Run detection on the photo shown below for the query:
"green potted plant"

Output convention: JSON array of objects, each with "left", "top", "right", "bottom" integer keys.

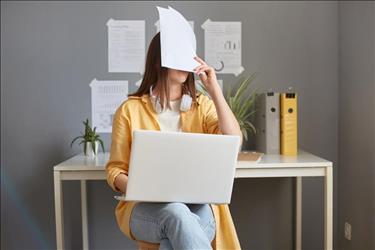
[
  {"left": 197, "top": 72, "right": 258, "bottom": 142},
  {"left": 70, "top": 118, "right": 105, "bottom": 157}
]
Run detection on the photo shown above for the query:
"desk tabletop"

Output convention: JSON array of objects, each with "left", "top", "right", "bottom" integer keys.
[{"left": 54, "top": 149, "right": 332, "bottom": 171}]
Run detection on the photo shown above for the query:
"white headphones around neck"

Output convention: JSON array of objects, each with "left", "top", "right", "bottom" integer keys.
[{"left": 149, "top": 85, "right": 192, "bottom": 114}]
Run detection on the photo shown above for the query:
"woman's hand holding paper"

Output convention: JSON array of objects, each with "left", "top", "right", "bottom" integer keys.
[{"left": 193, "top": 56, "right": 221, "bottom": 96}]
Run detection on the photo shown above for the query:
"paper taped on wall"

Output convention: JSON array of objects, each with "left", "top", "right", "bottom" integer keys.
[
  {"left": 202, "top": 19, "right": 244, "bottom": 76},
  {"left": 107, "top": 19, "right": 145, "bottom": 73},
  {"left": 89, "top": 79, "right": 128, "bottom": 133}
]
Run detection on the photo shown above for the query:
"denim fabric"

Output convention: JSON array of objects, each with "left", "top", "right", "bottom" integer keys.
[{"left": 129, "top": 202, "right": 216, "bottom": 250}]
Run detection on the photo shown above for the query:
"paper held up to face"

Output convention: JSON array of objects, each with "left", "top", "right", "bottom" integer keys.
[{"left": 157, "top": 6, "right": 201, "bottom": 72}]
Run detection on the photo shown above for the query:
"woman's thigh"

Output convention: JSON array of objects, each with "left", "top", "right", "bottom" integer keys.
[
  {"left": 186, "top": 203, "right": 216, "bottom": 241},
  {"left": 129, "top": 202, "right": 215, "bottom": 243}
]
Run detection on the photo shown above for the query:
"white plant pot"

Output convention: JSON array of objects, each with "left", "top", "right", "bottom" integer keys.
[{"left": 84, "top": 141, "right": 98, "bottom": 157}]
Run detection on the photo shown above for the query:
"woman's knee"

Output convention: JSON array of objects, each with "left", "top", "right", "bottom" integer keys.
[
  {"left": 160, "top": 202, "right": 193, "bottom": 224},
  {"left": 162, "top": 202, "right": 190, "bottom": 216}
]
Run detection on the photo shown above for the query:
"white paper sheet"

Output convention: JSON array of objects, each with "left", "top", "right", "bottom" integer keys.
[
  {"left": 155, "top": 20, "right": 194, "bottom": 33},
  {"left": 107, "top": 19, "right": 145, "bottom": 73},
  {"left": 157, "top": 6, "right": 200, "bottom": 72},
  {"left": 89, "top": 79, "right": 128, "bottom": 133},
  {"left": 202, "top": 19, "right": 244, "bottom": 76}
]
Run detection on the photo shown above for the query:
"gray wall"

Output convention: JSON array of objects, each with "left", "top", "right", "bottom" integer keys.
[
  {"left": 1, "top": 1, "right": 340, "bottom": 249},
  {"left": 338, "top": 2, "right": 375, "bottom": 250}
]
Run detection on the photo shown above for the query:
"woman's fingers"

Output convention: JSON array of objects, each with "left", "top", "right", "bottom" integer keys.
[
  {"left": 193, "top": 56, "right": 217, "bottom": 82},
  {"left": 197, "top": 65, "right": 214, "bottom": 75},
  {"left": 195, "top": 66, "right": 208, "bottom": 75},
  {"left": 193, "top": 62, "right": 204, "bottom": 71},
  {"left": 194, "top": 64, "right": 207, "bottom": 73},
  {"left": 199, "top": 71, "right": 208, "bottom": 82},
  {"left": 194, "top": 56, "right": 207, "bottom": 66}
]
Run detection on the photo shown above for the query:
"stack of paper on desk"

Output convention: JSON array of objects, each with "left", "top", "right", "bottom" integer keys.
[{"left": 237, "top": 151, "right": 263, "bottom": 163}]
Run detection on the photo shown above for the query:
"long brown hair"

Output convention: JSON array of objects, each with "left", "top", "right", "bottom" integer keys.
[{"left": 128, "top": 32, "right": 197, "bottom": 110}]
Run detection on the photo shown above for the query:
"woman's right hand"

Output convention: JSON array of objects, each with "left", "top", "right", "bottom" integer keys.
[{"left": 114, "top": 173, "right": 128, "bottom": 194}]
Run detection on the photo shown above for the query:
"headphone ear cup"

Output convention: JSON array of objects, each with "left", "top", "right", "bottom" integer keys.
[
  {"left": 151, "top": 96, "right": 164, "bottom": 114},
  {"left": 149, "top": 85, "right": 164, "bottom": 114},
  {"left": 180, "top": 94, "right": 192, "bottom": 112},
  {"left": 154, "top": 98, "right": 164, "bottom": 113}
]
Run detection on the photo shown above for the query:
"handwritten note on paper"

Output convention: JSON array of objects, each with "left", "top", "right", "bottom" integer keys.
[
  {"left": 107, "top": 19, "right": 145, "bottom": 73},
  {"left": 202, "top": 19, "right": 244, "bottom": 76},
  {"left": 89, "top": 79, "right": 128, "bottom": 133}
]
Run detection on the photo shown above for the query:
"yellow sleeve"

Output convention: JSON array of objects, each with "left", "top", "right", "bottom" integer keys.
[
  {"left": 105, "top": 104, "right": 131, "bottom": 193},
  {"left": 203, "top": 98, "right": 222, "bottom": 135}
]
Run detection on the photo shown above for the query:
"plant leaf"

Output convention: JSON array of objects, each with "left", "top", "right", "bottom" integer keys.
[
  {"left": 223, "top": 71, "right": 259, "bottom": 142},
  {"left": 233, "top": 72, "right": 257, "bottom": 101},
  {"left": 70, "top": 136, "right": 84, "bottom": 147},
  {"left": 244, "top": 120, "right": 257, "bottom": 134},
  {"left": 97, "top": 138, "right": 105, "bottom": 152},
  {"left": 237, "top": 89, "right": 257, "bottom": 119}
]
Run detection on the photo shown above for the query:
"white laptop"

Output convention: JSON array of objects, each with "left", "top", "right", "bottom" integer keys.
[{"left": 115, "top": 129, "right": 241, "bottom": 204}]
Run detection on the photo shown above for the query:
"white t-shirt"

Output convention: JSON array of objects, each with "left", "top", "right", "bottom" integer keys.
[{"left": 157, "top": 99, "right": 182, "bottom": 132}]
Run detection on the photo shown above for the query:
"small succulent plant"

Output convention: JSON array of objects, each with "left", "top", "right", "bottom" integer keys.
[{"left": 70, "top": 118, "right": 105, "bottom": 155}]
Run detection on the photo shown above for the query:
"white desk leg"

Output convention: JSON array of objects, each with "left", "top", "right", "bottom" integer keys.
[
  {"left": 295, "top": 177, "right": 302, "bottom": 250},
  {"left": 324, "top": 167, "right": 333, "bottom": 250},
  {"left": 81, "top": 180, "right": 89, "bottom": 250},
  {"left": 54, "top": 171, "right": 65, "bottom": 250}
]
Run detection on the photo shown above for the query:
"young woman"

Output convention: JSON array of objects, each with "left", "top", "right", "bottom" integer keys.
[{"left": 106, "top": 32, "right": 242, "bottom": 249}]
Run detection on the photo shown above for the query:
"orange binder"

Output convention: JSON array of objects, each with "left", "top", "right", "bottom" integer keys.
[{"left": 280, "top": 93, "right": 298, "bottom": 155}]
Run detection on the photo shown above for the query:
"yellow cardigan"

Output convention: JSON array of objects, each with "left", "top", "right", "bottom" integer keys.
[{"left": 105, "top": 92, "right": 242, "bottom": 249}]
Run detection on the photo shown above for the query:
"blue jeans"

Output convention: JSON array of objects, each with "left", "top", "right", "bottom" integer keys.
[{"left": 129, "top": 202, "right": 216, "bottom": 250}]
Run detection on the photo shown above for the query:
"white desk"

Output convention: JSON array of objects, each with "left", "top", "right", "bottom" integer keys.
[{"left": 53, "top": 150, "right": 333, "bottom": 250}]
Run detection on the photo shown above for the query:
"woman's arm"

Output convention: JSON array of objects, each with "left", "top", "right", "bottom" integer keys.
[
  {"left": 209, "top": 85, "right": 243, "bottom": 146},
  {"left": 114, "top": 173, "right": 128, "bottom": 194},
  {"left": 194, "top": 56, "right": 243, "bottom": 146},
  {"left": 105, "top": 104, "right": 132, "bottom": 193}
]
